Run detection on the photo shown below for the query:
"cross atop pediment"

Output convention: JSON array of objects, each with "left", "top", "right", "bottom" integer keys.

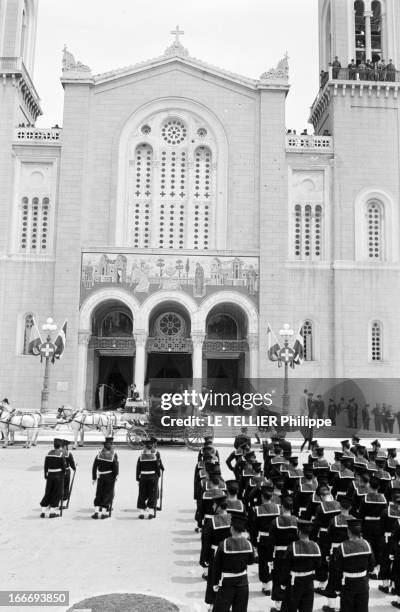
[{"left": 171, "top": 25, "right": 185, "bottom": 44}]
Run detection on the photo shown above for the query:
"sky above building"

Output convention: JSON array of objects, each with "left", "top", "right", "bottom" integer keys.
[{"left": 34, "top": 0, "right": 318, "bottom": 131}]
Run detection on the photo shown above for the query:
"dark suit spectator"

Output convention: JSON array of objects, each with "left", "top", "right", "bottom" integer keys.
[
  {"left": 382, "top": 403, "right": 389, "bottom": 433},
  {"left": 372, "top": 403, "right": 382, "bottom": 431},
  {"left": 332, "top": 56, "right": 341, "bottom": 79},
  {"left": 316, "top": 394, "right": 325, "bottom": 418},
  {"left": 328, "top": 399, "right": 337, "bottom": 425},
  {"left": 307, "top": 393, "right": 316, "bottom": 418},
  {"left": 362, "top": 404, "right": 370, "bottom": 430},
  {"left": 386, "top": 59, "right": 396, "bottom": 81},
  {"left": 348, "top": 59, "right": 357, "bottom": 79},
  {"left": 348, "top": 398, "right": 357, "bottom": 428},
  {"left": 397, "top": 410, "right": 400, "bottom": 434},
  {"left": 385, "top": 407, "right": 395, "bottom": 434}
]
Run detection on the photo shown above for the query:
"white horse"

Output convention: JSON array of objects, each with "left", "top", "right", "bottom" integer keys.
[
  {"left": 56, "top": 405, "right": 126, "bottom": 448},
  {"left": 0, "top": 402, "right": 42, "bottom": 448}
]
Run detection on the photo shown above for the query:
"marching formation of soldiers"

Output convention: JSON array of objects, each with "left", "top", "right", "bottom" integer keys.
[
  {"left": 39, "top": 436, "right": 164, "bottom": 520},
  {"left": 194, "top": 431, "right": 400, "bottom": 612}
]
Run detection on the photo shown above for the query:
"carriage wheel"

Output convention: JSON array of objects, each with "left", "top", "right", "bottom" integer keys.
[
  {"left": 184, "top": 426, "right": 214, "bottom": 451},
  {"left": 126, "top": 427, "right": 149, "bottom": 449}
]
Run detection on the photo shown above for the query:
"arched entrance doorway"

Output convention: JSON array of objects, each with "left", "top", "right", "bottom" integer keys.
[
  {"left": 88, "top": 300, "right": 135, "bottom": 409},
  {"left": 145, "top": 302, "right": 192, "bottom": 397},
  {"left": 203, "top": 303, "right": 249, "bottom": 406}
]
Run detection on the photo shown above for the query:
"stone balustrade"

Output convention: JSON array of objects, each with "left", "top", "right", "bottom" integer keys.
[
  {"left": 286, "top": 134, "right": 333, "bottom": 152},
  {"left": 14, "top": 126, "right": 62, "bottom": 144}
]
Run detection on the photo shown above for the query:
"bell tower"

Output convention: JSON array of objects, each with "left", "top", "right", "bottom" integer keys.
[
  {"left": 0, "top": 0, "right": 38, "bottom": 76},
  {"left": 0, "top": 0, "right": 41, "bottom": 126},
  {"left": 319, "top": 0, "right": 399, "bottom": 73}
]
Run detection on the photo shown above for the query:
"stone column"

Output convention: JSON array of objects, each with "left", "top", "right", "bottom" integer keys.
[
  {"left": 76, "top": 330, "right": 91, "bottom": 409},
  {"left": 134, "top": 331, "right": 148, "bottom": 398},
  {"left": 247, "top": 333, "right": 259, "bottom": 381},
  {"left": 364, "top": 9, "right": 373, "bottom": 62},
  {"left": 191, "top": 332, "right": 205, "bottom": 393}
]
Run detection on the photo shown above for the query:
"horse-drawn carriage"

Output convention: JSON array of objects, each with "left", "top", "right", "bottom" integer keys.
[{"left": 121, "top": 397, "right": 214, "bottom": 450}]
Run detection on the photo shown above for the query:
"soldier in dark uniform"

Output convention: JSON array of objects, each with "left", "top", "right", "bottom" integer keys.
[
  {"left": 212, "top": 515, "right": 255, "bottom": 612},
  {"left": 269, "top": 494, "right": 298, "bottom": 610},
  {"left": 202, "top": 493, "right": 231, "bottom": 610},
  {"left": 357, "top": 475, "right": 386, "bottom": 576},
  {"left": 332, "top": 56, "right": 341, "bottom": 79},
  {"left": 391, "top": 525, "right": 400, "bottom": 609},
  {"left": 312, "top": 484, "right": 341, "bottom": 591},
  {"left": 280, "top": 519, "right": 322, "bottom": 612},
  {"left": 234, "top": 427, "right": 251, "bottom": 450},
  {"left": 329, "top": 518, "right": 375, "bottom": 612},
  {"left": 40, "top": 438, "right": 66, "bottom": 518},
  {"left": 254, "top": 482, "right": 280, "bottom": 595},
  {"left": 387, "top": 448, "right": 399, "bottom": 478},
  {"left": 328, "top": 450, "right": 343, "bottom": 486},
  {"left": 136, "top": 438, "right": 160, "bottom": 519},
  {"left": 378, "top": 489, "right": 400, "bottom": 594},
  {"left": 225, "top": 480, "right": 246, "bottom": 520},
  {"left": 293, "top": 462, "right": 317, "bottom": 518},
  {"left": 92, "top": 437, "right": 119, "bottom": 519},
  {"left": 61, "top": 439, "right": 76, "bottom": 508}
]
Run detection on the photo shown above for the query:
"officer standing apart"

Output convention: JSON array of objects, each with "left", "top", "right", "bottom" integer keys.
[
  {"left": 40, "top": 438, "right": 66, "bottom": 518},
  {"left": 92, "top": 436, "right": 119, "bottom": 519},
  {"left": 61, "top": 439, "right": 76, "bottom": 508}
]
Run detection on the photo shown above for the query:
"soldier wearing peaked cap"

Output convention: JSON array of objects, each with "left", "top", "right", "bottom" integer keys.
[
  {"left": 92, "top": 437, "right": 118, "bottom": 519},
  {"left": 268, "top": 494, "right": 298, "bottom": 609},
  {"left": 280, "top": 519, "right": 322, "bottom": 612},
  {"left": 328, "top": 518, "right": 375, "bottom": 612},
  {"left": 40, "top": 438, "right": 66, "bottom": 518},
  {"left": 293, "top": 463, "right": 317, "bottom": 518},
  {"left": 202, "top": 494, "right": 232, "bottom": 609},
  {"left": 212, "top": 515, "right": 255, "bottom": 612},
  {"left": 357, "top": 475, "right": 387, "bottom": 576},
  {"left": 136, "top": 438, "right": 161, "bottom": 520},
  {"left": 378, "top": 488, "right": 400, "bottom": 594},
  {"left": 254, "top": 483, "right": 280, "bottom": 596}
]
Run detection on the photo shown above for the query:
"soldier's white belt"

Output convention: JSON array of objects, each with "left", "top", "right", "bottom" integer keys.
[
  {"left": 204, "top": 514, "right": 214, "bottom": 519},
  {"left": 364, "top": 516, "right": 379, "bottom": 520},
  {"left": 258, "top": 531, "right": 270, "bottom": 537},
  {"left": 319, "top": 528, "right": 328, "bottom": 532},
  {"left": 98, "top": 470, "right": 112, "bottom": 475},
  {"left": 211, "top": 545, "right": 218, "bottom": 551},
  {"left": 48, "top": 468, "right": 62, "bottom": 472},
  {"left": 141, "top": 470, "right": 155, "bottom": 474},
  {"left": 290, "top": 570, "right": 314, "bottom": 584},
  {"left": 222, "top": 570, "right": 247, "bottom": 578},
  {"left": 343, "top": 571, "right": 367, "bottom": 579},
  {"left": 385, "top": 532, "right": 392, "bottom": 543},
  {"left": 273, "top": 545, "right": 287, "bottom": 556}
]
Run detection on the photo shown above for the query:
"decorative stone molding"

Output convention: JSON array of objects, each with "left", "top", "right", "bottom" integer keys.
[
  {"left": 191, "top": 332, "right": 206, "bottom": 347},
  {"left": 260, "top": 54, "right": 289, "bottom": 82},
  {"left": 134, "top": 330, "right": 148, "bottom": 348},
  {"left": 78, "top": 330, "right": 91, "bottom": 346},
  {"left": 247, "top": 333, "right": 259, "bottom": 350},
  {"left": 164, "top": 41, "right": 189, "bottom": 58},
  {"left": 62, "top": 45, "right": 92, "bottom": 74}
]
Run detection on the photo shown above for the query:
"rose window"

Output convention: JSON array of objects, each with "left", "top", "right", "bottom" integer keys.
[
  {"left": 161, "top": 120, "right": 187, "bottom": 145},
  {"left": 157, "top": 312, "right": 185, "bottom": 337}
]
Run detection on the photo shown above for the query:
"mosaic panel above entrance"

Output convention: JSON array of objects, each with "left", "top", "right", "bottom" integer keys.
[{"left": 80, "top": 251, "right": 259, "bottom": 307}]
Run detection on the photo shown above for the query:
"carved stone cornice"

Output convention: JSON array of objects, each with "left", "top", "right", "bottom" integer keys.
[{"left": 78, "top": 330, "right": 91, "bottom": 346}]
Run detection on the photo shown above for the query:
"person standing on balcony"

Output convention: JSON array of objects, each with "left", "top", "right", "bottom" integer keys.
[
  {"left": 387, "top": 59, "right": 396, "bottom": 82},
  {"left": 348, "top": 59, "right": 357, "bottom": 80},
  {"left": 332, "top": 56, "right": 341, "bottom": 79}
]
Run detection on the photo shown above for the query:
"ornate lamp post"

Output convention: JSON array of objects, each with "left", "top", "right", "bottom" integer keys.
[
  {"left": 278, "top": 323, "right": 294, "bottom": 416},
  {"left": 40, "top": 317, "right": 57, "bottom": 413}
]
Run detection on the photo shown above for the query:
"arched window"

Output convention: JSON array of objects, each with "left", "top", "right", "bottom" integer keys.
[
  {"left": 124, "top": 110, "right": 218, "bottom": 249},
  {"left": 207, "top": 315, "right": 238, "bottom": 340},
  {"left": 371, "top": 1, "right": 382, "bottom": 63},
  {"left": 302, "top": 320, "right": 314, "bottom": 361},
  {"left": 354, "top": 1, "right": 366, "bottom": 64},
  {"left": 19, "top": 196, "right": 50, "bottom": 253},
  {"left": 22, "top": 313, "right": 34, "bottom": 354},
  {"left": 293, "top": 204, "right": 323, "bottom": 260},
  {"left": 370, "top": 321, "right": 382, "bottom": 361},
  {"left": 366, "top": 200, "right": 383, "bottom": 260},
  {"left": 129, "top": 143, "right": 153, "bottom": 248},
  {"left": 100, "top": 312, "right": 133, "bottom": 337}
]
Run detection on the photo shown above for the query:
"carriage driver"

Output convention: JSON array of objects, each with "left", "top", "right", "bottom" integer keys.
[
  {"left": 91, "top": 437, "right": 119, "bottom": 519},
  {"left": 40, "top": 438, "right": 66, "bottom": 518}
]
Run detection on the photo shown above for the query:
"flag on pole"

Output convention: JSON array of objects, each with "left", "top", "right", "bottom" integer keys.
[
  {"left": 291, "top": 324, "right": 304, "bottom": 368},
  {"left": 52, "top": 320, "right": 67, "bottom": 362},
  {"left": 267, "top": 323, "right": 281, "bottom": 361},
  {"left": 27, "top": 317, "right": 43, "bottom": 356}
]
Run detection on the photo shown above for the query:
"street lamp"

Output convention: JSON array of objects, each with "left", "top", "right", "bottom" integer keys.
[
  {"left": 40, "top": 317, "right": 57, "bottom": 413},
  {"left": 278, "top": 324, "right": 294, "bottom": 416}
]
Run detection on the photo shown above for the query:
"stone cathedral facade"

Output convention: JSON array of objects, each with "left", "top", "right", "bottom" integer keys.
[{"left": 0, "top": 0, "right": 399, "bottom": 411}]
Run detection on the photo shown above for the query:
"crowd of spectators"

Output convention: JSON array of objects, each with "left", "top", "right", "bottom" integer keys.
[
  {"left": 300, "top": 389, "right": 400, "bottom": 433},
  {"left": 320, "top": 56, "right": 397, "bottom": 86}
]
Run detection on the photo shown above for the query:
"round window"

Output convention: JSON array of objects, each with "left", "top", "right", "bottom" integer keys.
[
  {"left": 157, "top": 312, "right": 185, "bottom": 337},
  {"left": 161, "top": 120, "right": 187, "bottom": 145}
]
